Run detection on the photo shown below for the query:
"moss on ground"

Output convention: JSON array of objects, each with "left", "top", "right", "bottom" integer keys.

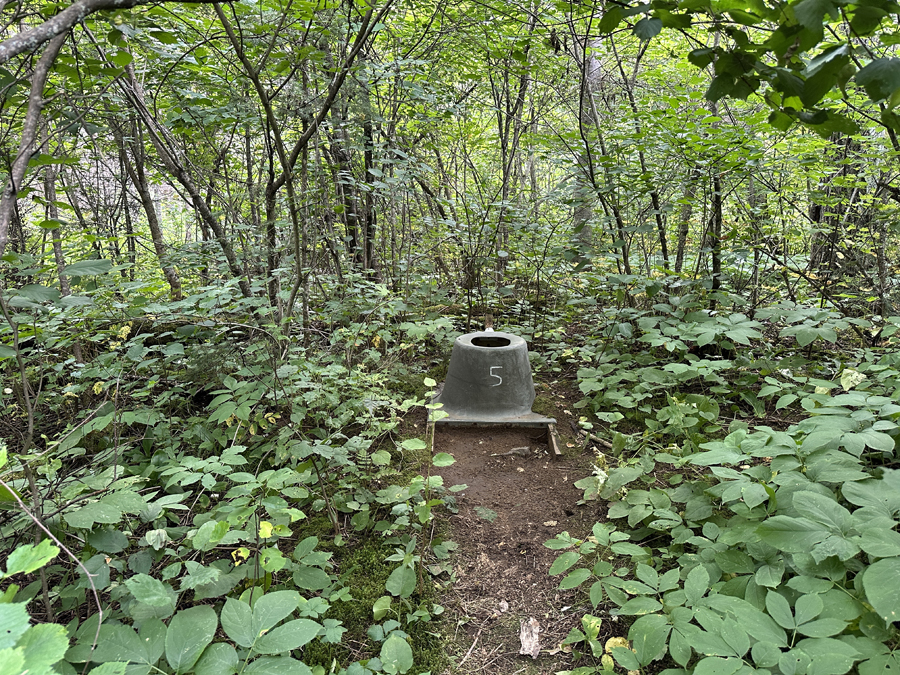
[{"left": 303, "top": 532, "right": 449, "bottom": 673}]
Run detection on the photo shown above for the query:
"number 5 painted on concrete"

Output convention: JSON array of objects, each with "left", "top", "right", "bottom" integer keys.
[{"left": 490, "top": 366, "right": 503, "bottom": 387}]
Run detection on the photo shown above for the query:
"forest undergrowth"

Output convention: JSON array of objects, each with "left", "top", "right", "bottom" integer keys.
[{"left": 2, "top": 264, "right": 900, "bottom": 675}]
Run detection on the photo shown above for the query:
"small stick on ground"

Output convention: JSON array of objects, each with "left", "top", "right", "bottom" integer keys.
[{"left": 459, "top": 628, "right": 483, "bottom": 667}]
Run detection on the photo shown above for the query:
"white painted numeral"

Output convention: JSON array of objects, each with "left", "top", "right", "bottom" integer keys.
[{"left": 490, "top": 366, "right": 503, "bottom": 387}]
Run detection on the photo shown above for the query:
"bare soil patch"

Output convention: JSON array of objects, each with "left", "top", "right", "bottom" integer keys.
[{"left": 433, "top": 420, "right": 606, "bottom": 674}]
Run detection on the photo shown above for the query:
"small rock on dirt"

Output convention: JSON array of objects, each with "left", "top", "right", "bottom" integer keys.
[{"left": 519, "top": 617, "right": 541, "bottom": 659}]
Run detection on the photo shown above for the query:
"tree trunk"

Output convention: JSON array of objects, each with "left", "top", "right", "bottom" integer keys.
[
  {"left": 675, "top": 169, "right": 700, "bottom": 274},
  {"left": 0, "top": 33, "right": 66, "bottom": 258},
  {"left": 115, "top": 120, "right": 183, "bottom": 301},
  {"left": 709, "top": 173, "right": 723, "bottom": 311},
  {"left": 120, "top": 63, "right": 250, "bottom": 297}
]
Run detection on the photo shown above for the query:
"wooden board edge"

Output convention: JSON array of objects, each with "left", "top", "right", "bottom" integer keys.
[{"left": 547, "top": 423, "right": 563, "bottom": 458}]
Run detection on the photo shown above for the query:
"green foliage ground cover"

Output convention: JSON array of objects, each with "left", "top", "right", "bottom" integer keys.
[
  {"left": 0, "top": 272, "right": 460, "bottom": 675},
  {"left": 2, "top": 251, "right": 900, "bottom": 675},
  {"left": 4, "top": 0, "right": 900, "bottom": 671},
  {"left": 544, "top": 281, "right": 900, "bottom": 675}
]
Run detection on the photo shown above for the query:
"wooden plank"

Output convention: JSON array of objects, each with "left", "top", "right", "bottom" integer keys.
[{"left": 547, "top": 423, "right": 563, "bottom": 458}]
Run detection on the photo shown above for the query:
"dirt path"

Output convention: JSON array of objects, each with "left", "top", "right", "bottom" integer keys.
[{"left": 433, "top": 423, "right": 604, "bottom": 674}]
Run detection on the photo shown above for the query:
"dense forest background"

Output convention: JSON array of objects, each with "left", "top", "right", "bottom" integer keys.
[{"left": 3, "top": 0, "right": 900, "bottom": 674}]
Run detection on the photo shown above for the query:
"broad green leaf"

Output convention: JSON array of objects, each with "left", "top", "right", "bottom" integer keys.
[
  {"left": 600, "top": 467, "right": 643, "bottom": 499},
  {"left": 758, "top": 516, "right": 828, "bottom": 552},
  {"left": 787, "top": 576, "right": 833, "bottom": 594},
  {"left": 58, "top": 294, "right": 94, "bottom": 306},
  {"left": 858, "top": 429, "right": 896, "bottom": 453},
  {"left": 856, "top": 57, "right": 900, "bottom": 100},
  {"left": 549, "top": 551, "right": 580, "bottom": 576},
  {"left": 611, "top": 645, "right": 641, "bottom": 670},
  {"left": 859, "top": 653, "right": 900, "bottom": 675},
  {"left": 794, "top": 0, "right": 835, "bottom": 30},
  {"left": 705, "top": 595, "right": 788, "bottom": 647},
  {"left": 633, "top": 17, "right": 662, "bottom": 40},
  {"left": 253, "top": 619, "right": 321, "bottom": 654},
  {"left": 0, "top": 604, "right": 29, "bottom": 649},
  {"left": 795, "top": 593, "right": 824, "bottom": 625},
  {"left": 844, "top": 478, "right": 900, "bottom": 514},
  {"left": 7, "top": 296, "right": 43, "bottom": 310},
  {"left": 244, "top": 656, "right": 313, "bottom": 675},
  {"left": 64, "top": 502, "right": 123, "bottom": 529},
  {"left": 221, "top": 598, "right": 254, "bottom": 648},
  {"left": 194, "top": 643, "right": 238, "bottom": 675},
  {"left": 371, "top": 450, "right": 391, "bottom": 466},
  {"left": 635, "top": 564, "right": 659, "bottom": 588},
  {"left": 140, "top": 619, "right": 166, "bottom": 665},
  {"left": 797, "top": 618, "right": 849, "bottom": 637},
  {"left": 560, "top": 568, "right": 592, "bottom": 590},
  {"left": 165, "top": 605, "right": 217, "bottom": 673},
  {"left": 381, "top": 633, "right": 413, "bottom": 674},
  {"left": 90, "top": 624, "right": 148, "bottom": 664},
  {"left": 685, "top": 565, "right": 709, "bottom": 606},
  {"left": 373, "top": 596, "right": 392, "bottom": 620},
  {"left": 385, "top": 565, "right": 416, "bottom": 598},
  {"left": 125, "top": 575, "right": 172, "bottom": 607},
  {"left": 716, "top": 549, "right": 756, "bottom": 574},
  {"left": 432, "top": 452, "right": 455, "bottom": 467},
  {"left": 400, "top": 438, "right": 427, "bottom": 451},
  {"left": 859, "top": 528, "right": 900, "bottom": 557},
  {"left": 590, "top": 580, "right": 604, "bottom": 607},
  {"left": 689, "top": 47, "right": 715, "bottom": 68},
  {"left": 629, "top": 614, "right": 670, "bottom": 666},
  {"left": 755, "top": 562, "right": 785, "bottom": 588},
  {"left": 766, "top": 591, "right": 795, "bottom": 629},
  {"left": 293, "top": 566, "right": 331, "bottom": 591},
  {"left": 88, "top": 664, "right": 128, "bottom": 675},
  {"left": 752, "top": 641, "right": 782, "bottom": 668},
  {"left": 0, "top": 648, "right": 24, "bottom": 674},
  {"left": 3, "top": 540, "right": 58, "bottom": 576},
  {"left": 619, "top": 579, "right": 656, "bottom": 595},
  {"left": 863, "top": 558, "right": 900, "bottom": 624},
  {"left": 719, "top": 617, "right": 750, "bottom": 657},
  {"left": 794, "top": 637, "right": 861, "bottom": 675},
  {"left": 16, "top": 284, "right": 59, "bottom": 302},
  {"left": 63, "top": 259, "right": 112, "bottom": 276},
  {"left": 111, "top": 50, "right": 132, "bottom": 67},
  {"left": 598, "top": 6, "right": 622, "bottom": 32},
  {"left": 669, "top": 629, "right": 692, "bottom": 666},
  {"left": 694, "top": 656, "right": 743, "bottom": 675},
  {"left": 86, "top": 529, "right": 129, "bottom": 554},
  {"left": 182, "top": 561, "right": 220, "bottom": 589},
  {"left": 616, "top": 596, "right": 663, "bottom": 615},
  {"left": 776, "top": 394, "right": 799, "bottom": 410},
  {"left": 811, "top": 533, "right": 860, "bottom": 563},
  {"left": 251, "top": 590, "right": 300, "bottom": 637},
  {"left": 15, "top": 622, "right": 68, "bottom": 671},
  {"left": 192, "top": 520, "right": 219, "bottom": 551},
  {"left": 610, "top": 542, "right": 650, "bottom": 558}
]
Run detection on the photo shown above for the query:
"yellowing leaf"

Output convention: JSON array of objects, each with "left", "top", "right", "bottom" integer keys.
[
  {"left": 232, "top": 547, "right": 250, "bottom": 565},
  {"left": 605, "top": 637, "right": 630, "bottom": 654},
  {"left": 840, "top": 368, "right": 867, "bottom": 391},
  {"left": 259, "top": 521, "right": 274, "bottom": 538}
]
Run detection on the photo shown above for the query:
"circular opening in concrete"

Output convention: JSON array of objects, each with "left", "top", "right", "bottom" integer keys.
[{"left": 472, "top": 336, "right": 511, "bottom": 347}]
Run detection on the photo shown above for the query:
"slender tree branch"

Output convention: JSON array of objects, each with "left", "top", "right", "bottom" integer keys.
[{"left": 0, "top": 0, "right": 224, "bottom": 65}]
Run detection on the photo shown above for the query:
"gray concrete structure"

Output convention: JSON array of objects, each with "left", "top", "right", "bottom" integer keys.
[{"left": 433, "top": 331, "right": 555, "bottom": 426}]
